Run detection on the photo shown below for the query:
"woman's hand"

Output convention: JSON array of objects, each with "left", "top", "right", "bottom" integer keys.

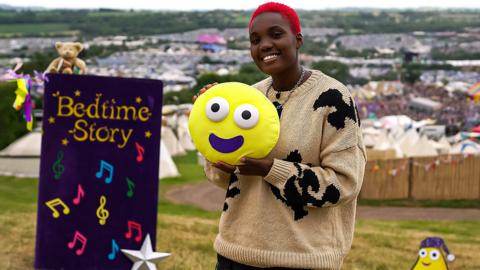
[
  {"left": 192, "top": 82, "right": 218, "bottom": 103},
  {"left": 212, "top": 161, "right": 236, "bottom": 174},
  {"left": 237, "top": 157, "right": 274, "bottom": 177},
  {"left": 212, "top": 157, "right": 273, "bottom": 177}
]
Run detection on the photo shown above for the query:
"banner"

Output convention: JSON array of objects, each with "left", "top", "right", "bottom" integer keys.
[{"left": 35, "top": 74, "right": 163, "bottom": 269}]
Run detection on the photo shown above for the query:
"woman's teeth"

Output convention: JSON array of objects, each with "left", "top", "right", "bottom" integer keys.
[{"left": 263, "top": 54, "right": 278, "bottom": 62}]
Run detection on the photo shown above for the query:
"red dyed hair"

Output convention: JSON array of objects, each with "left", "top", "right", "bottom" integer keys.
[{"left": 249, "top": 2, "right": 301, "bottom": 34}]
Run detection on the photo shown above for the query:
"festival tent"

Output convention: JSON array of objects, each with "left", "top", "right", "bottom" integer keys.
[
  {"left": 432, "top": 136, "right": 452, "bottom": 155},
  {"left": 404, "top": 135, "right": 438, "bottom": 157},
  {"left": 0, "top": 131, "right": 41, "bottom": 157},
  {"left": 398, "top": 128, "right": 420, "bottom": 156},
  {"left": 450, "top": 139, "right": 480, "bottom": 155},
  {"left": 176, "top": 114, "right": 196, "bottom": 151},
  {"left": 159, "top": 140, "right": 180, "bottom": 179},
  {"left": 161, "top": 126, "right": 186, "bottom": 156},
  {"left": 467, "top": 82, "right": 480, "bottom": 102},
  {"left": 372, "top": 130, "right": 404, "bottom": 158},
  {"left": 0, "top": 131, "right": 41, "bottom": 178}
]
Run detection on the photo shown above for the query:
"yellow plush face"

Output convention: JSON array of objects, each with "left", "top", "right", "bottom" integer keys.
[
  {"left": 188, "top": 82, "right": 280, "bottom": 165},
  {"left": 411, "top": 248, "right": 448, "bottom": 270}
]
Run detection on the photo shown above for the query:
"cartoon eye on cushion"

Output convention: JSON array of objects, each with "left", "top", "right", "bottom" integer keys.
[{"left": 188, "top": 82, "right": 280, "bottom": 165}]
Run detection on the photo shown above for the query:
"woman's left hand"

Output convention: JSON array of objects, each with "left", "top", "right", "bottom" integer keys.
[{"left": 237, "top": 157, "right": 273, "bottom": 177}]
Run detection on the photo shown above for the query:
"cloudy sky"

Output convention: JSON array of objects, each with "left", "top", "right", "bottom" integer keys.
[{"left": 2, "top": 0, "right": 480, "bottom": 10}]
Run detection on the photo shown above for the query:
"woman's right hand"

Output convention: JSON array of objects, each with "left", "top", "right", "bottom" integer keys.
[{"left": 192, "top": 82, "right": 218, "bottom": 103}]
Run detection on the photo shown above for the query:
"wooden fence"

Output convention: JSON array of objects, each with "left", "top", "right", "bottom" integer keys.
[{"left": 360, "top": 154, "right": 480, "bottom": 200}]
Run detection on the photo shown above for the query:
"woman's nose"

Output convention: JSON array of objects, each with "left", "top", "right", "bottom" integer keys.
[{"left": 259, "top": 38, "right": 273, "bottom": 51}]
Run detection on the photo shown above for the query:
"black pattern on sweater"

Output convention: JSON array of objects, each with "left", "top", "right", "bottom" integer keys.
[
  {"left": 223, "top": 173, "right": 240, "bottom": 211},
  {"left": 270, "top": 151, "right": 341, "bottom": 220},
  {"left": 313, "top": 88, "right": 358, "bottom": 129}
]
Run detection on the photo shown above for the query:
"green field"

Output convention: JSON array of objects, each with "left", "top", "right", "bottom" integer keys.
[
  {"left": 0, "top": 23, "right": 74, "bottom": 36},
  {"left": 0, "top": 151, "right": 479, "bottom": 269}
]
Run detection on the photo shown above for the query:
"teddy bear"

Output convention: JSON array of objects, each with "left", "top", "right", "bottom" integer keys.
[{"left": 45, "top": 42, "right": 87, "bottom": 75}]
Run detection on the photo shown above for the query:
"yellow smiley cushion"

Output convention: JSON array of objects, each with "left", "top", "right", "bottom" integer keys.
[{"left": 188, "top": 82, "right": 280, "bottom": 165}]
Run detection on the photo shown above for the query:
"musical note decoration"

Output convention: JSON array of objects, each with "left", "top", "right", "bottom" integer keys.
[
  {"left": 95, "top": 160, "right": 114, "bottom": 184},
  {"left": 125, "top": 220, "right": 142, "bottom": 242},
  {"left": 96, "top": 195, "right": 109, "bottom": 226},
  {"left": 45, "top": 198, "right": 70, "bottom": 218},
  {"left": 72, "top": 184, "right": 85, "bottom": 205},
  {"left": 107, "top": 239, "right": 120, "bottom": 261},
  {"left": 52, "top": 150, "right": 65, "bottom": 180},
  {"left": 126, "top": 177, "right": 135, "bottom": 198},
  {"left": 135, "top": 142, "right": 144, "bottom": 162},
  {"left": 67, "top": 230, "right": 87, "bottom": 256}
]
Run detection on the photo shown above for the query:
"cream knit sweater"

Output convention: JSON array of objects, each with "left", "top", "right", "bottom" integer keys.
[{"left": 205, "top": 69, "right": 367, "bottom": 269}]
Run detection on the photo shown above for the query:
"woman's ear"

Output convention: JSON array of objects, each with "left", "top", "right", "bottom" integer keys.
[{"left": 295, "top": 33, "right": 304, "bottom": 49}]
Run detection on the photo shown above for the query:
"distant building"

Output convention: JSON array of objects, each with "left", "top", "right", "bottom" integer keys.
[
  {"left": 409, "top": 97, "right": 442, "bottom": 113},
  {"left": 196, "top": 34, "right": 226, "bottom": 53}
]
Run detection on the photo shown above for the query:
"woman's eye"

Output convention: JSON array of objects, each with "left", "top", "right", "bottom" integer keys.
[
  {"left": 273, "top": 32, "right": 283, "bottom": 38},
  {"left": 234, "top": 104, "right": 259, "bottom": 129},
  {"left": 250, "top": 37, "right": 260, "bottom": 44},
  {"left": 205, "top": 97, "right": 229, "bottom": 122}
]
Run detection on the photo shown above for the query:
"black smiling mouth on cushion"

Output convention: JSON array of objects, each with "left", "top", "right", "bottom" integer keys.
[{"left": 209, "top": 133, "right": 244, "bottom": 153}]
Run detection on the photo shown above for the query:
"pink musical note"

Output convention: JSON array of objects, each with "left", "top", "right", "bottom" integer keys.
[
  {"left": 95, "top": 160, "right": 114, "bottom": 184},
  {"left": 125, "top": 220, "right": 142, "bottom": 242},
  {"left": 72, "top": 184, "right": 85, "bottom": 205},
  {"left": 135, "top": 142, "right": 144, "bottom": 162},
  {"left": 67, "top": 230, "right": 87, "bottom": 256}
]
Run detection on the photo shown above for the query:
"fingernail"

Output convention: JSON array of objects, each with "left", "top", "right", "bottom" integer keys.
[{"left": 240, "top": 157, "right": 245, "bottom": 162}]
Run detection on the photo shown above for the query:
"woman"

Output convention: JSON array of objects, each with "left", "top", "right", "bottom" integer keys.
[{"left": 196, "top": 2, "right": 366, "bottom": 269}]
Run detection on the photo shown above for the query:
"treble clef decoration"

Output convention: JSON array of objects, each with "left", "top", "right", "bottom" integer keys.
[
  {"left": 52, "top": 150, "right": 65, "bottom": 180},
  {"left": 96, "top": 195, "right": 109, "bottom": 225}
]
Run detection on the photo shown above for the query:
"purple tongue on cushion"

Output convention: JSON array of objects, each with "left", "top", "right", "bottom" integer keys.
[{"left": 209, "top": 133, "right": 244, "bottom": 153}]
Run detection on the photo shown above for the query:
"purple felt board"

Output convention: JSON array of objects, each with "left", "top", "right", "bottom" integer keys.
[{"left": 35, "top": 74, "right": 163, "bottom": 269}]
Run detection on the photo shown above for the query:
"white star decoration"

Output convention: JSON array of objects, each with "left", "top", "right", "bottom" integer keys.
[{"left": 121, "top": 234, "right": 170, "bottom": 270}]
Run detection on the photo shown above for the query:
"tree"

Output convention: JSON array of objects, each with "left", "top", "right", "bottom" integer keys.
[{"left": 311, "top": 60, "right": 350, "bottom": 84}]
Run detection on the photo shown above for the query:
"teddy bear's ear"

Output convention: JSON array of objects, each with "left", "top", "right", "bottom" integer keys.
[
  {"left": 55, "top": 42, "right": 63, "bottom": 50},
  {"left": 74, "top": 42, "right": 84, "bottom": 52}
]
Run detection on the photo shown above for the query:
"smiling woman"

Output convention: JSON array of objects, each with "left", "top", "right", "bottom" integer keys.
[{"left": 201, "top": 2, "right": 367, "bottom": 270}]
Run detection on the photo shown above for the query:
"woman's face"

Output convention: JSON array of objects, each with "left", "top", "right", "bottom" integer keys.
[{"left": 249, "top": 12, "right": 302, "bottom": 76}]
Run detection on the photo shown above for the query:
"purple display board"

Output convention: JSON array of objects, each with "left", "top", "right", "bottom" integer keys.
[{"left": 35, "top": 74, "right": 163, "bottom": 269}]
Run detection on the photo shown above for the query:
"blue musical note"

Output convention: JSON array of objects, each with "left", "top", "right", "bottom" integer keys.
[
  {"left": 107, "top": 239, "right": 119, "bottom": 260},
  {"left": 95, "top": 160, "right": 114, "bottom": 184}
]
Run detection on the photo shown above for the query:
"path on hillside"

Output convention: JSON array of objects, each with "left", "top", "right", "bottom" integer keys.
[{"left": 165, "top": 181, "right": 480, "bottom": 220}]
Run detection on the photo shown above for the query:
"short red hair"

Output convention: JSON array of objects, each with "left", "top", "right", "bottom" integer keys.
[{"left": 249, "top": 2, "right": 301, "bottom": 34}]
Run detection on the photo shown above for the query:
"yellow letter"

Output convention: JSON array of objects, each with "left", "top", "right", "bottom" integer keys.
[
  {"left": 116, "top": 106, "right": 137, "bottom": 121},
  {"left": 118, "top": 128, "right": 133, "bottom": 149},
  {"left": 74, "top": 102, "right": 85, "bottom": 118},
  {"left": 96, "top": 126, "right": 110, "bottom": 142},
  {"left": 73, "top": 119, "right": 89, "bottom": 142},
  {"left": 86, "top": 95, "right": 100, "bottom": 119},
  {"left": 138, "top": 107, "right": 151, "bottom": 122},
  {"left": 57, "top": 96, "right": 74, "bottom": 117}
]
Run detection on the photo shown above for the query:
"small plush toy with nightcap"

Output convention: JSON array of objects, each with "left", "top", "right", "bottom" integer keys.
[{"left": 411, "top": 237, "right": 455, "bottom": 270}]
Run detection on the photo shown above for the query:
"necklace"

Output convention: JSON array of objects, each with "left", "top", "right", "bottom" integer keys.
[{"left": 266, "top": 66, "right": 306, "bottom": 116}]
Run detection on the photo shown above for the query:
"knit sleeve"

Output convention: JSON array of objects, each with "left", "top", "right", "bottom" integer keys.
[
  {"left": 263, "top": 86, "right": 366, "bottom": 220},
  {"left": 204, "top": 160, "right": 231, "bottom": 190}
]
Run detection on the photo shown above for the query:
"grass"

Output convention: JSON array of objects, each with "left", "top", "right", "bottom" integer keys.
[
  {"left": 359, "top": 199, "right": 480, "bottom": 209},
  {"left": 0, "top": 23, "right": 72, "bottom": 35},
  {"left": 0, "top": 150, "right": 479, "bottom": 269}
]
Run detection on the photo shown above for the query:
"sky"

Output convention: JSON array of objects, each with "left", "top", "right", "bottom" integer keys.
[{"left": 2, "top": 0, "right": 480, "bottom": 10}]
